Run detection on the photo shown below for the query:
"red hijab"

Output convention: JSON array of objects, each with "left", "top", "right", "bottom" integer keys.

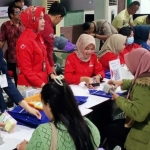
[{"left": 20, "top": 6, "right": 45, "bottom": 31}]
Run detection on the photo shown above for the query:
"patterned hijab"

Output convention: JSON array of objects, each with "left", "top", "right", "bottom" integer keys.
[
  {"left": 99, "top": 34, "right": 127, "bottom": 57},
  {"left": 20, "top": 6, "right": 45, "bottom": 31},
  {"left": 124, "top": 48, "right": 150, "bottom": 80},
  {"left": 75, "top": 34, "right": 96, "bottom": 62}
]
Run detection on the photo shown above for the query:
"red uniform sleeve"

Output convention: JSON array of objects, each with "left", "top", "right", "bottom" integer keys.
[
  {"left": 45, "top": 49, "right": 53, "bottom": 74},
  {"left": 99, "top": 52, "right": 120, "bottom": 70},
  {"left": 41, "top": 25, "right": 54, "bottom": 67},
  {"left": 93, "top": 55, "right": 105, "bottom": 78},
  {"left": 17, "top": 41, "right": 44, "bottom": 87},
  {"left": 64, "top": 55, "right": 81, "bottom": 85}
]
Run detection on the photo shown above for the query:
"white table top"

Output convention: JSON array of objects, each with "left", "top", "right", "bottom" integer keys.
[{"left": 0, "top": 125, "right": 34, "bottom": 149}]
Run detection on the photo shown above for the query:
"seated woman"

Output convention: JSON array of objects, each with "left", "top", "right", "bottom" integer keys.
[
  {"left": 119, "top": 26, "right": 141, "bottom": 56},
  {"left": 98, "top": 34, "right": 127, "bottom": 71},
  {"left": 16, "top": 6, "right": 55, "bottom": 88},
  {"left": 17, "top": 76, "right": 100, "bottom": 150},
  {"left": 64, "top": 34, "right": 104, "bottom": 88},
  {"left": 134, "top": 25, "right": 150, "bottom": 50},
  {"left": 107, "top": 48, "right": 150, "bottom": 150}
]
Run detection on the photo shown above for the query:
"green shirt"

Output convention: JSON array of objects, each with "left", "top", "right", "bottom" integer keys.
[
  {"left": 116, "top": 78, "right": 150, "bottom": 150},
  {"left": 26, "top": 117, "right": 100, "bottom": 150}
]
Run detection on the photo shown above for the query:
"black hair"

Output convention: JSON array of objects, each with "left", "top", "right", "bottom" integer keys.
[
  {"left": 8, "top": 4, "right": 21, "bottom": 19},
  {"left": 128, "top": 1, "right": 140, "bottom": 8},
  {"left": 41, "top": 80, "right": 97, "bottom": 150},
  {"left": 15, "top": 0, "right": 24, "bottom": 2},
  {"left": 48, "top": 1, "right": 66, "bottom": 17},
  {"left": 83, "top": 22, "right": 91, "bottom": 31},
  {"left": 119, "top": 27, "right": 134, "bottom": 37},
  {"left": 147, "top": 15, "right": 150, "bottom": 20}
]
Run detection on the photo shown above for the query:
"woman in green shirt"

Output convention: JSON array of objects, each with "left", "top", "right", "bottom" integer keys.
[
  {"left": 107, "top": 48, "right": 150, "bottom": 150},
  {"left": 17, "top": 75, "right": 100, "bottom": 150}
]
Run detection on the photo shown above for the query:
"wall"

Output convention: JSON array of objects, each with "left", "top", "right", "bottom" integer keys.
[
  {"left": 132, "top": 0, "right": 150, "bottom": 14},
  {"left": 64, "top": 11, "right": 84, "bottom": 27},
  {"left": 108, "top": 5, "right": 118, "bottom": 23}
]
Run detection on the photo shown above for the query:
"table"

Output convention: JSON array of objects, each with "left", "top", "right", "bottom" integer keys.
[
  {"left": 70, "top": 78, "right": 125, "bottom": 109},
  {"left": 0, "top": 125, "right": 34, "bottom": 149}
]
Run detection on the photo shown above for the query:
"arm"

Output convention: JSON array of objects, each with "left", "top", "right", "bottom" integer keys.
[
  {"left": 17, "top": 41, "right": 45, "bottom": 87},
  {"left": 89, "top": 33, "right": 109, "bottom": 40},
  {"left": 41, "top": 26, "right": 54, "bottom": 67},
  {"left": 0, "top": 24, "right": 7, "bottom": 49},
  {"left": 129, "top": 17, "right": 134, "bottom": 27},
  {"left": 64, "top": 55, "right": 82, "bottom": 84},
  {"left": 121, "top": 79, "right": 132, "bottom": 90},
  {"left": 116, "top": 18, "right": 124, "bottom": 31},
  {"left": 116, "top": 84, "right": 150, "bottom": 122},
  {"left": 93, "top": 55, "right": 105, "bottom": 78}
]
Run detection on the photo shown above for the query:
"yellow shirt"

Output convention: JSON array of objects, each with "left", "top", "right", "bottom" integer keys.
[
  {"left": 112, "top": 9, "right": 133, "bottom": 29},
  {"left": 133, "top": 15, "right": 148, "bottom": 25}
]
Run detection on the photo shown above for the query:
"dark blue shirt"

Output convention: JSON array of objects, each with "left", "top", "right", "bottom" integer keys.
[{"left": 0, "top": 49, "right": 23, "bottom": 112}]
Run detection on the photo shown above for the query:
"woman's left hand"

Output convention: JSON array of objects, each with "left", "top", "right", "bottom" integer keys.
[
  {"left": 94, "top": 75, "right": 101, "bottom": 83},
  {"left": 27, "top": 106, "right": 41, "bottom": 119},
  {"left": 110, "top": 91, "right": 120, "bottom": 100},
  {"left": 17, "top": 140, "right": 28, "bottom": 150}
]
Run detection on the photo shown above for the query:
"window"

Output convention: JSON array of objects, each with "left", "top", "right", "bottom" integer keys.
[{"left": 109, "top": 0, "right": 117, "bottom": 6}]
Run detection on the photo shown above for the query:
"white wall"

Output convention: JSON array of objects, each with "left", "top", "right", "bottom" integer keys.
[
  {"left": 0, "top": 18, "right": 9, "bottom": 26},
  {"left": 132, "top": 0, "right": 150, "bottom": 14},
  {"left": 108, "top": 5, "right": 118, "bottom": 23}
]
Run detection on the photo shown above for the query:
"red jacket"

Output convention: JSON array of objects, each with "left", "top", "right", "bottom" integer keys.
[
  {"left": 16, "top": 28, "right": 52, "bottom": 87},
  {"left": 41, "top": 14, "right": 54, "bottom": 67},
  {"left": 99, "top": 52, "right": 125, "bottom": 71},
  {"left": 64, "top": 52, "right": 105, "bottom": 84},
  {"left": 120, "top": 43, "right": 141, "bottom": 60}
]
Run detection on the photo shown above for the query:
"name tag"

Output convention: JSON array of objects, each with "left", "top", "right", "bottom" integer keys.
[{"left": 0, "top": 74, "right": 8, "bottom": 88}]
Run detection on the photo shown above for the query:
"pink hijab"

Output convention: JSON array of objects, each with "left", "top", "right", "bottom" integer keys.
[
  {"left": 75, "top": 34, "right": 96, "bottom": 62},
  {"left": 124, "top": 48, "right": 150, "bottom": 79}
]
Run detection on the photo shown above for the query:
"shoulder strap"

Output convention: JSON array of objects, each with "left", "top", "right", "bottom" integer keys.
[{"left": 50, "top": 122, "right": 57, "bottom": 150}]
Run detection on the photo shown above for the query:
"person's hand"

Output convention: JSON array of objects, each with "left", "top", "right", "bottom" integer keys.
[
  {"left": 89, "top": 33, "right": 95, "bottom": 37},
  {"left": 50, "top": 73, "right": 56, "bottom": 79},
  {"left": 0, "top": 122, "right": 5, "bottom": 128},
  {"left": 80, "top": 76, "right": 94, "bottom": 89},
  {"left": 94, "top": 75, "right": 101, "bottom": 83},
  {"left": 110, "top": 91, "right": 120, "bottom": 100},
  {"left": 41, "top": 83, "right": 45, "bottom": 88},
  {"left": 108, "top": 80, "right": 123, "bottom": 88},
  {"left": 26, "top": 106, "right": 41, "bottom": 119},
  {"left": 16, "top": 140, "right": 28, "bottom": 150}
]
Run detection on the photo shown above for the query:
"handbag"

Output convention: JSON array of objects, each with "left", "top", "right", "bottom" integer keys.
[{"left": 50, "top": 122, "right": 57, "bottom": 150}]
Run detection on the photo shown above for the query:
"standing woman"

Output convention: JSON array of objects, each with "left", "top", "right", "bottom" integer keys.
[
  {"left": 98, "top": 34, "right": 127, "bottom": 70},
  {"left": 16, "top": 6, "right": 55, "bottom": 88}
]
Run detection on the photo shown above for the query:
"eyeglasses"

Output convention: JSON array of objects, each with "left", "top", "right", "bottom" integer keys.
[{"left": 14, "top": 11, "right": 21, "bottom": 15}]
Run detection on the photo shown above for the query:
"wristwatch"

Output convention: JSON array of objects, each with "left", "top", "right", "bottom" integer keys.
[{"left": 94, "top": 34, "right": 97, "bottom": 38}]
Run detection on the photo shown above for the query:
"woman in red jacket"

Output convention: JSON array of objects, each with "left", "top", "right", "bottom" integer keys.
[
  {"left": 119, "top": 27, "right": 141, "bottom": 59},
  {"left": 64, "top": 34, "right": 104, "bottom": 88},
  {"left": 98, "top": 34, "right": 127, "bottom": 71},
  {"left": 16, "top": 6, "right": 55, "bottom": 88}
]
